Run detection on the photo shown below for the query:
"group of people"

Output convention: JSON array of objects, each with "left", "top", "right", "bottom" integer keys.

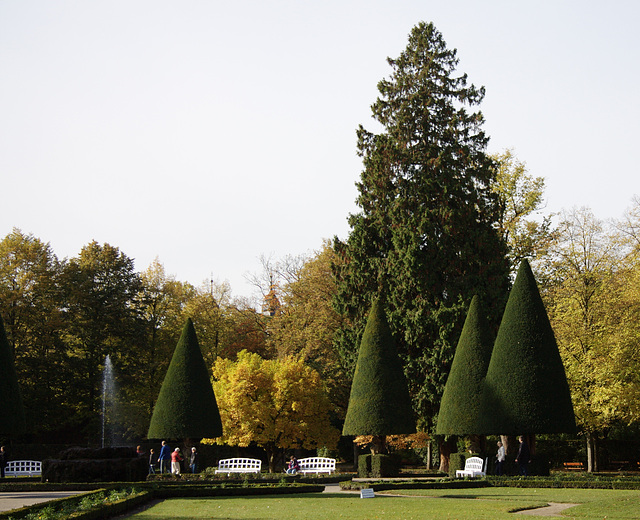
[
  {"left": 495, "top": 436, "right": 531, "bottom": 476},
  {"left": 285, "top": 455, "right": 300, "bottom": 474},
  {"left": 144, "top": 441, "right": 199, "bottom": 475}
]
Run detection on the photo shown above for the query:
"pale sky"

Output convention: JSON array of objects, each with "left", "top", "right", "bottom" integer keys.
[{"left": 1, "top": 0, "right": 638, "bottom": 300}]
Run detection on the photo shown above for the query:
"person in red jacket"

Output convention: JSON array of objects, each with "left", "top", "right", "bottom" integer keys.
[{"left": 171, "top": 447, "right": 183, "bottom": 475}]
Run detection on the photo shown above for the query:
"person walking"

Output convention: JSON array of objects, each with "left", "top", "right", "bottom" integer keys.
[
  {"left": 171, "top": 447, "right": 183, "bottom": 475},
  {"left": 495, "top": 441, "right": 506, "bottom": 475},
  {"left": 148, "top": 448, "right": 157, "bottom": 474},
  {"left": 158, "top": 441, "right": 171, "bottom": 474},
  {"left": 516, "top": 436, "right": 531, "bottom": 476},
  {"left": 189, "top": 447, "right": 198, "bottom": 474}
]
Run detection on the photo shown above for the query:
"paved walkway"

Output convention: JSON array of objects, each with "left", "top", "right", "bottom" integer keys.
[
  {"left": 518, "top": 502, "right": 579, "bottom": 516},
  {"left": 0, "top": 491, "right": 84, "bottom": 513}
]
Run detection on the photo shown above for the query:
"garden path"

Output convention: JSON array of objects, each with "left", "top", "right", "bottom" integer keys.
[{"left": 0, "top": 491, "right": 84, "bottom": 512}]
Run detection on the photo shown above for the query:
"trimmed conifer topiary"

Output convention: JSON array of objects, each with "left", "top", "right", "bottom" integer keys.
[
  {"left": 436, "top": 295, "right": 493, "bottom": 435},
  {"left": 480, "top": 259, "right": 576, "bottom": 434},
  {"left": 147, "top": 318, "right": 222, "bottom": 440},
  {"left": 0, "top": 313, "right": 26, "bottom": 435},
  {"left": 342, "top": 297, "right": 415, "bottom": 438}
]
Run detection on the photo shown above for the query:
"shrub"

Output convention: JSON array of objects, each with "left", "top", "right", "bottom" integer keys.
[
  {"left": 358, "top": 454, "right": 371, "bottom": 478},
  {"left": 370, "top": 454, "right": 400, "bottom": 478},
  {"left": 448, "top": 453, "right": 468, "bottom": 477}
]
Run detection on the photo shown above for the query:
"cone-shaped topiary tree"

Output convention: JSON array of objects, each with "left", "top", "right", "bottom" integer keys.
[
  {"left": 0, "top": 313, "right": 26, "bottom": 436},
  {"left": 436, "top": 295, "right": 494, "bottom": 436},
  {"left": 147, "top": 318, "right": 222, "bottom": 440},
  {"left": 479, "top": 259, "right": 576, "bottom": 435},
  {"left": 342, "top": 297, "right": 415, "bottom": 453}
]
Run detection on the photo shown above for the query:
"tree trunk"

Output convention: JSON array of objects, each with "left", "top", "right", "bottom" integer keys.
[
  {"left": 426, "top": 440, "right": 432, "bottom": 470},
  {"left": 265, "top": 444, "right": 277, "bottom": 473},
  {"left": 353, "top": 439, "right": 359, "bottom": 472},
  {"left": 468, "top": 435, "right": 486, "bottom": 454},
  {"left": 439, "top": 436, "right": 457, "bottom": 474},
  {"left": 501, "top": 435, "right": 518, "bottom": 458},
  {"left": 525, "top": 434, "right": 536, "bottom": 456},
  {"left": 370, "top": 435, "right": 387, "bottom": 455},
  {"left": 587, "top": 431, "right": 598, "bottom": 472}
]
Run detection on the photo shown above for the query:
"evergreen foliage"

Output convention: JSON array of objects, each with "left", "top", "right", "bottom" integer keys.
[
  {"left": 333, "top": 21, "right": 510, "bottom": 427},
  {"left": 436, "top": 295, "right": 494, "bottom": 435},
  {"left": 0, "top": 313, "right": 26, "bottom": 435},
  {"left": 480, "top": 259, "right": 576, "bottom": 434},
  {"left": 147, "top": 318, "right": 222, "bottom": 440},
  {"left": 342, "top": 298, "right": 415, "bottom": 436}
]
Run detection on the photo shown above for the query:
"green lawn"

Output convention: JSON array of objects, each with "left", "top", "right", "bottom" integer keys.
[{"left": 125, "top": 488, "right": 640, "bottom": 520}]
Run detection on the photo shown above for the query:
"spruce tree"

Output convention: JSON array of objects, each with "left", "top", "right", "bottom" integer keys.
[
  {"left": 480, "top": 260, "right": 576, "bottom": 434},
  {"left": 0, "top": 313, "right": 26, "bottom": 435},
  {"left": 333, "top": 22, "right": 510, "bottom": 427},
  {"left": 342, "top": 297, "right": 415, "bottom": 451},
  {"left": 147, "top": 318, "right": 222, "bottom": 440},
  {"left": 436, "top": 295, "right": 493, "bottom": 435}
]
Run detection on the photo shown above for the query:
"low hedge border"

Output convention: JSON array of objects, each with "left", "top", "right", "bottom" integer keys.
[
  {"left": 147, "top": 472, "right": 352, "bottom": 485},
  {"left": 0, "top": 484, "right": 325, "bottom": 520},
  {"left": 0, "top": 489, "right": 143, "bottom": 520},
  {"left": 342, "top": 475, "right": 640, "bottom": 492},
  {"left": 486, "top": 476, "right": 640, "bottom": 490},
  {"left": 340, "top": 479, "right": 489, "bottom": 491}
]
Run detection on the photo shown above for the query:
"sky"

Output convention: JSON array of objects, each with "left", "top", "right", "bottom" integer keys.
[{"left": 1, "top": 0, "right": 638, "bottom": 301}]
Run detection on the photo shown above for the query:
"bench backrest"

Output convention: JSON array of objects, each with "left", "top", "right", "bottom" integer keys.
[
  {"left": 217, "top": 458, "right": 261, "bottom": 470},
  {"left": 463, "top": 457, "right": 484, "bottom": 472},
  {"left": 5, "top": 460, "right": 42, "bottom": 474},
  {"left": 298, "top": 457, "right": 336, "bottom": 470}
]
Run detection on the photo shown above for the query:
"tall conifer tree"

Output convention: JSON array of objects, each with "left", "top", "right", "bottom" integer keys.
[
  {"left": 342, "top": 297, "right": 415, "bottom": 452},
  {"left": 0, "top": 313, "right": 26, "bottom": 435},
  {"left": 333, "top": 22, "right": 509, "bottom": 426},
  {"left": 436, "top": 295, "right": 493, "bottom": 435},
  {"left": 480, "top": 260, "right": 576, "bottom": 434},
  {"left": 147, "top": 319, "right": 222, "bottom": 440}
]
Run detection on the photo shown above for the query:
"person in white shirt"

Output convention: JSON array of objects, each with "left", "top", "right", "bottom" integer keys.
[{"left": 496, "top": 441, "right": 506, "bottom": 475}]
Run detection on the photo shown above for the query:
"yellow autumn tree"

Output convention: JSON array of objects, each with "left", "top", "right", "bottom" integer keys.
[
  {"left": 206, "top": 350, "right": 340, "bottom": 472},
  {"left": 545, "top": 207, "right": 640, "bottom": 471}
]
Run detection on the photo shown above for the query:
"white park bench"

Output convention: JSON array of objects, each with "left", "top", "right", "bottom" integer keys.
[
  {"left": 4, "top": 460, "right": 42, "bottom": 477},
  {"left": 298, "top": 457, "right": 336, "bottom": 474},
  {"left": 455, "top": 456, "right": 486, "bottom": 478},
  {"left": 214, "top": 458, "right": 262, "bottom": 474}
]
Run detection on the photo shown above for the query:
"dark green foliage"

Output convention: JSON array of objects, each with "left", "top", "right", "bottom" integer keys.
[
  {"left": 42, "top": 448, "right": 148, "bottom": 482},
  {"left": 358, "top": 454, "right": 372, "bottom": 478},
  {"left": 342, "top": 298, "right": 415, "bottom": 436},
  {"left": 436, "top": 296, "right": 494, "bottom": 435},
  {"left": 448, "top": 452, "right": 469, "bottom": 477},
  {"left": 480, "top": 260, "right": 576, "bottom": 434},
  {"left": 371, "top": 453, "right": 401, "bottom": 477},
  {"left": 0, "top": 313, "right": 26, "bottom": 435},
  {"left": 147, "top": 319, "right": 222, "bottom": 440},
  {"left": 333, "top": 22, "right": 510, "bottom": 428}
]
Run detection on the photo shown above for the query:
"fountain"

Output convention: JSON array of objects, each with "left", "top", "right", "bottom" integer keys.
[
  {"left": 101, "top": 355, "right": 119, "bottom": 448},
  {"left": 41, "top": 355, "right": 148, "bottom": 483}
]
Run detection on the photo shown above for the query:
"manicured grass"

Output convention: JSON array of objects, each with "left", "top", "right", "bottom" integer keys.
[
  {"left": 125, "top": 493, "right": 542, "bottom": 520},
  {"left": 126, "top": 488, "right": 640, "bottom": 520},
  {"left": 382, "top": 487, "right": 640, "bottom": 519}
]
